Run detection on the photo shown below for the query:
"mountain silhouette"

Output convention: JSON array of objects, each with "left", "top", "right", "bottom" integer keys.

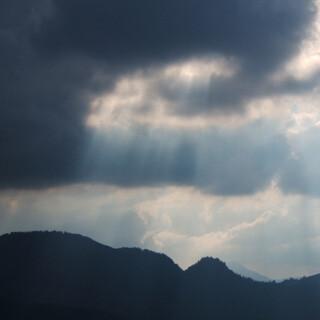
[{"left": 0, "top": 231, "right": 319, "bottom": 320}]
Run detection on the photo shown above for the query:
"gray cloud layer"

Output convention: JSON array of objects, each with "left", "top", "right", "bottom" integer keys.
[
  {"left": 82, "top": 122, "right": 288, "bottom": 195},
  {"left": 279, "top": 126, "right": 320, "bottom": 196}
]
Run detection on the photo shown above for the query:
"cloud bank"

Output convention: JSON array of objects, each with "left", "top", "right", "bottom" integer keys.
[{"left": 0, "top": 0, "right": 319, "bottom": 196}]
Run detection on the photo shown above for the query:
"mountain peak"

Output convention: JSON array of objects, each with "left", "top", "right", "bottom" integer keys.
[
  {"left": 198, "top": 256, "right": 227, "bottom": 267},
  {"left": 186, "top": 256, "right": 232, "bottom": 275}
]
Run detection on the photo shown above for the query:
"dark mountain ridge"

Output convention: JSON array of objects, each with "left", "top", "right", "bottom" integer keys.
[{"left": 0, "top": 231, "right": 319, "bottom": 320}]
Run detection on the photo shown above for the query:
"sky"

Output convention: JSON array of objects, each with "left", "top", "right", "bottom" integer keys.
[{"left": 1, "top": 0, "right": 320, "bottom": 279}]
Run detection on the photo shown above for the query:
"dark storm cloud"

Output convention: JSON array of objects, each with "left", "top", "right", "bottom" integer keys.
[
  {"left": 36, "top": 0, "right": 314, "bottom": 74},
  {"left": 0, "top": 0, "right": 112, "bottom": 188},
  {"left": 0, "top": 0, "right": 316, "bottom": 191},
  {"left": 33, "top": 0, "right": 316, "bottom": 113}
]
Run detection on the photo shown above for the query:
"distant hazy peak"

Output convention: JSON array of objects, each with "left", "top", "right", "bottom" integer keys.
[{"left": 227, "top": 261, "right": 271, "bottom": 282}]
